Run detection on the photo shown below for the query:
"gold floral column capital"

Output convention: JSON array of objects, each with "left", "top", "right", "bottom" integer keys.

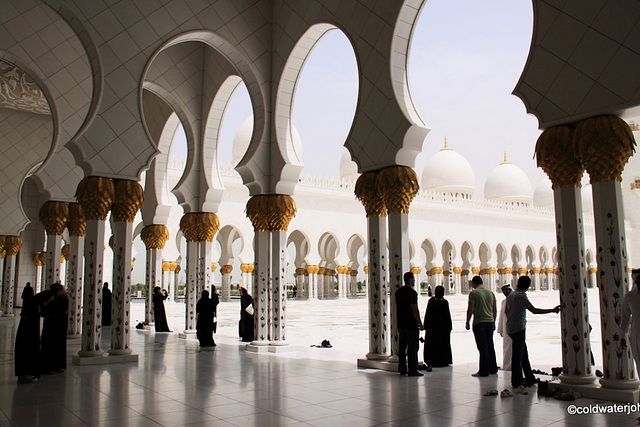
[
  {"left": 535, "top": 125, "right": 583, "bottom": 188},
  {"left": 4, "top": 235, "right": 22, "bottom": 256},
  {"left": 61, "top": 244, "right": 70, "bottom": 261},
  {"left": 75, "top": 176, "right": 115, "bottom": 221},
  {"left": 179, "top": 213, "right": 220, "bottom": 242},
  {"left": 246, "top": 195, "right": 296, "bottom": 232},
  {"left": 67, "top": 203, "right": 86, "bottom": 237},
  {"left": 39, "top": 201, "right": 69, "bottom": 235},
  {"left": 410, "top": 266, "right": 422, "bottom": 274},
  {"left": 355, "top": 171, "right": 386, "bottom": 217},
  {"left": 112, "top": 180, "right": 144, "bottom": 222},
  {"left": 141, "top": 225, "right": 169, "bottom": 250},
  {"left": 573, "top": 116, "right": 636, "bottom": 183},
  {"left": 0, "top": 236, "right": 5, "bottom": 259},
  {"left": 221, "top": 264, "right": 233, "bottom": 274},
  {"left": 377, "top": 166, "right": 419, "bottom": 214}
]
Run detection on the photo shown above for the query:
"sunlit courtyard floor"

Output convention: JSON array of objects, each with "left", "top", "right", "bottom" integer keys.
[{"left": 0, "top": 287, "right": 638, "bottom": 426}]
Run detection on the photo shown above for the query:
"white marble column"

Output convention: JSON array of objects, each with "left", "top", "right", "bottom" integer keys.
[
  {"left": 67, "top": 233, "right": 85, "bottom": 337},
  {"left": 141, "top": 225, "right": 169, "bottom": 325},
  {"left": 317, "top": 267, "right": 325, "bottom": 299},
  {"left": 251, "top": 231, "right": 270, "bottom": 346},
  {"left": 109, "top": 220, "right": 134, "bottom": 355},
  {"left": 388, "top": 211, "right": 410, "bottom": 359},
  {"left": 307, "top": 265, "right": 318, "bottom": 300},
  {"left": 365, "top": 215, "right": 388, "bottom": 360},
  {"left": 184, "top": 241, "right": 198, "bottom": 334},
  {"left": 270, "top": 230, "right": 287, "bottom": 346},
  {"left": 39, "top": 201, "right": 69, "bottom": 288},
  {"left": 2, "top": 236, "right": 21, "bottom": 316},
  {"left": 221, "top": 264, "right": 232, "bottom": 301}
]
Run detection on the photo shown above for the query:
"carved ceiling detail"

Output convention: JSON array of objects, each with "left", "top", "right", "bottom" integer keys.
[{"left": 0, "top": 61, "right": 50, "bottom": 115}]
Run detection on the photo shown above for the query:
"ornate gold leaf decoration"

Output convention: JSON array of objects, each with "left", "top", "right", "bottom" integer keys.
[
  {"left": 76, "top": 177, "right": 115, "bottom": 221},
  {"left": 355, "top": 171, "right": 386, "bottom": 217},
  {"left": 376, "top": 166, "right": 419, "bottom": 214},
  {"left": 112, "top": 180, "right": 144, "bottom": 222},
  {"left": 39, "top": 201, "right": 69, "bottom": 236},
  {"left": 141, "top": 225, "right": 169, "bottom": 250},
  {"left": 67, "top": 203, "right": 86, "bottom": 236},
  {"left": 245, "top": 195, "right": 296, "bottom": 232},
  {"left": 535, "top": 125, "right": 583, "bottom": 188}
]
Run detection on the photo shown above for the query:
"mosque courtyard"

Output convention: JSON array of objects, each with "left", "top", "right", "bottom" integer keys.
[{"left": 0, "top": 288, "right": 638, "bottom": 426}]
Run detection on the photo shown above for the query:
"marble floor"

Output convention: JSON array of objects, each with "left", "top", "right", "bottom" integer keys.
[{"left": 0, "top": 289, "right": 638, "bottom": 426}]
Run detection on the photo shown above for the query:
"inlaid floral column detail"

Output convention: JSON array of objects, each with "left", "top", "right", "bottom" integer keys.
[
  {"left": 141, "top": 225, "right": 169, "bottom": 325},
  {"left": 0, "top": 236, "right": 5, "bottom": 315},
  {"left": 245, "top": 195, "right": 296, "bottom": 349},
  {"left": 179, "top": 213, "right": 219, "bottom": 335},
  {"left": 337, "top": 266, "right": 348, "bottom": 299},
  {"left": 295, "top": 267, "right": 306, "bottom": 299},
  {"left": 109, "top": 180, "right": 144, "bottom": 356},
  {"left": 317, "top": 267, "right": 325, "bottom": 299},
  {"left": 574, "top": 116, "right": 638, "bottom": 390},
  {"left": 221, "top": 264, "right": 233, "bottom": 302},
  {"left": 307, "top": 265, "right": 319, "bottom": 300},
  {"left": 76, "top": 176, "right": 114, "bottom": 358},
  {"left": 67, "top": 203, "right": 85, "bottom": 337},
  {"left": 355, "top": 172, "right": 388, "bottom": 360},
  {"left": 32, "top": 251, "right": 43, "bottom": 294},
  {"left": 39, "top": 201, "right": 69, "bottom": 287},
  {"left": 2, "top": 236, "right": 22, "bottom": 316},
  {"left": 173, "top": 264, "right": 180, "bottom": 299},
  {"left": 536, "top": 125, "right": 593, "bottom": 385}
]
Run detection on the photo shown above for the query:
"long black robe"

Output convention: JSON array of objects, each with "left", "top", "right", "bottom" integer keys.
[
  {"left": 423, "top": 296, "right": 453, "bottom": 367},
  {"left": 102, "top": 286, "right": 112, "bottom": 326},
  {"left": 40, "top": 293, "right": 68, "bottom": 373},
  {"left": 196, "top": 296, "right": 216, "bottom": 347},
  {"left": 14, "top": 293, "right": 41, "bottom": 378},
  {"left": 153, "top": 291, "right": 171, "bottom": 332},
  {"left": 239, "top": 294, "right": 254, "bottom": 342}
]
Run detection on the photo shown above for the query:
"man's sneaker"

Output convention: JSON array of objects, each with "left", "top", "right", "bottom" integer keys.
[
  {"left": 517, "top": 385, "right": 529, "bottom": 395},
  {"left": 500, "top": 389, "right": 513, "bottom": 398}
]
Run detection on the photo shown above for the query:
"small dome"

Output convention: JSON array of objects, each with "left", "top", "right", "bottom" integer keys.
[
  {"left": 340, "top": 148, "right": 359, "bottom": 180},
  {"left": 533, "top": 176, "right": 554, "bottom": 208},
  {"left": 232, "top": 117, "right": 302, "bottom": 166},
  {"left": 484, "top": 154, "right": 532, "bottom": 203},
  {"left": 421, "top": 139, "right": 475, "bottom": 197}
]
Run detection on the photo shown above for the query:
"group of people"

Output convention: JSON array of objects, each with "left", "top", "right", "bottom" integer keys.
[
  {"left": 15, "top": 282, "right": 69, "bottom": 384},
  {"left": 396, "top": 271, "right": 561, "bottom": 391}
]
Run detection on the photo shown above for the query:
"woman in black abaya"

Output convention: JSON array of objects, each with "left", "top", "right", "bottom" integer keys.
[
  {"left": 153, "top": 286, "right": 171, "bottom": 332},
  {"left": 40, "top": 282, "right": 69, "bottom": 374},
  {"left": 423, "top": 285, "right": 453, "bottom": 369},
  {"left": 239, "top": 287, "right": 254, "bottom": 342},
  {"left": 196, "top": 290, "right": 216, "bottom": 348},
  {"left": 15, "top": 289, "right": 41, "bottom": 383}
]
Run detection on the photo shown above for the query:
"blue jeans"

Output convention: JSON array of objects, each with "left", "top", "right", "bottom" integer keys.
[
  {"left": 509, "top": 329, "right": 535, "bottom": 387},
  {"left": 398, "top": 327, "right": 420, "bottom": 374},
  {"left": 472, "top": 322, "right": 497, "bottom": 375}
]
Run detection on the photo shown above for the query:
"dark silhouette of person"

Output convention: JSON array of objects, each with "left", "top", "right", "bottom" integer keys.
[
  {"left": 40, "top": 282, "right": 68, "bottom": 374},
  {"left": 21, "top": 282, "right": 34, "bottom": 305},
  {"left": 15, "top": 286, "right": 41, "bottom": 383},
  {"left": 153, "top": 286, "right": 171, "bottom": 332},
  {"left": 196, "top": 290, "right": 216, "bottom": 349},
  {"left": 423, "top": 285, "right": 452, "bottom": 369},
  {"left": 101, "top": 282, "right": 112, "bottom": 326},
  {"left": 239, "top": 287, "right": 254, "bottom": 342},
  {"left": 396, "top": 271, "right": 424, "bottom": 377}
]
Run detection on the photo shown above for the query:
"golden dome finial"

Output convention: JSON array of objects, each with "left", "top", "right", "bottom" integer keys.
[
  {"left": 441, "top": 136, "right": 452, "bottom": 151},
  {"left": 501, "top": 151, "right": 510, "bottom": 164}
]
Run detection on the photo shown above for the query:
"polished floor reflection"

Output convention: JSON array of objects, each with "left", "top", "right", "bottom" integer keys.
[{"left": 0, "top": 292, "right": 638, "bottom": 426}]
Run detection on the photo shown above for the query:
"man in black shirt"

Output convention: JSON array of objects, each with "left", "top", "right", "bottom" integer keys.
[{"left": 396, "top": 271, "right": 424, "bottom": 376}]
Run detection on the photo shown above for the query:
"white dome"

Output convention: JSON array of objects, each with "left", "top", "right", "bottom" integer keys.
[
  {"left": 340, "top": 148, "right": 359, "bottom": 180},
  {"left": 484, "top": 157, "right": 533, "bottom": 203},
  {"left": 232, "top": 117, "right": 302, "bottom": 166},
  {"left": 421, "top": 142, "right": 475, "bottom": 197},
  {"left": 533, "top": 176, "right": 554, "bottom": 208}
]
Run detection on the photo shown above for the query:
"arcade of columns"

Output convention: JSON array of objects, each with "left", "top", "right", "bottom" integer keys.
[{"left": 0, "top": 116, "right": 635, "bottom": 401}]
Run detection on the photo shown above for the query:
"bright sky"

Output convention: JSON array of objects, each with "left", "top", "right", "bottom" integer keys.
[{"left": 207, "top": 1, "right": 546, "bottom": 199}]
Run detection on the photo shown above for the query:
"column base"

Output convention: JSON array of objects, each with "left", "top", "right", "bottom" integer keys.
[
  {"left": 73, "top": 353, "right": 139, "bottom": 366},
  {"left": 178, "top": 330, "right": 197, "bottom": 339},
  {"left": 600, "top": 377, "right": 640, "bottom": 390},
  {"left": 66, "top": 334, "right": 81, "bottom": 341},
  {"left": 1, "top": 313, "right": 15, "bottom": 317},
  {"left": 357, "top": 357, "right": 398, "bottom": 372},
  {"left": 365, "top": 352, "right": 388, "bottom": 361},
  {"left": 77, "top": 350, "right": 105, "bottom": 358},
  {"left": 559, "top": 373, "right": 597, "bottom": 385},
  {"left": 552, "top": 379, "right": 639, "bottom": 403},
  {"left": 108, "top": 348, "right": 133, "bottom": 356},
  {"left": 387, "top": 355, "right": 399, "bottom": 363}
]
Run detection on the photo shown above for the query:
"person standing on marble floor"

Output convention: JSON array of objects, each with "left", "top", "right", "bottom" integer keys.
[
  {"left": 40, "top": 282, "right": 68, "bottom": 374},
  {"left": 196, "top": 290, "right": 217, "bottom": 349},
  {"left": 423, "top": 285, "right": 452, "bottom": 370},
  {"left": 497, "top": 284, "right": 513, "bottom": 371},
  {"left": 507, "top": 275, "right": 560, "bottom": 389},
  {"left": 396, "top": 271, "right": 424, "bottom": 377},
  {"left": 153, "top": 286, "right": 171, "bottom": 332},
  {"left": 466, "top": 275, "right": 498, "bottom": 377},
  {"left": 14, "top": 285, "right": 41, "bottom": 383},
  {"left": 101, "top": 282, "right": 112, "bottom": 327}
]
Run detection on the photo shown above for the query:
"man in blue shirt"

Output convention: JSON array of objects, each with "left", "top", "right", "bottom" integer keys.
[{"left": 507, "top": 276, "right": 560, "bottom": 389}]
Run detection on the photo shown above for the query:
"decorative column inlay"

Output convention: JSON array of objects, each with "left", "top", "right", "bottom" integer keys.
[
  {"left": 574, "top": 116, "right": 638, "bottom": 390},
  {"left": 76, "top": 176, "right": 114, "bottom": 357},
  {"left": 245, "top": 195, "right": 296, "bottom": 348},
  {"left": 356, "top": 171, "right": 388, "bottom": 360},
  {"left": 2, "top": 236, "right": 22, "bottom": 316},
  {"left": 141, "top": 225, "right": 169, "bottom": 325},
  {"left": 221, "top": 264, "right": 233, "bottom": 302},
  {"left": 536, "top": 125, "right": 594, "bottom": 385},
  {"left": 39, "top": 201, "right": 69, "bottom": 287},
  {"left": 109, "top": 179, "right": 144, "bottom": 355},
  {"left": 67, "top": 203, "right": 85, "bottom": 337}
]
